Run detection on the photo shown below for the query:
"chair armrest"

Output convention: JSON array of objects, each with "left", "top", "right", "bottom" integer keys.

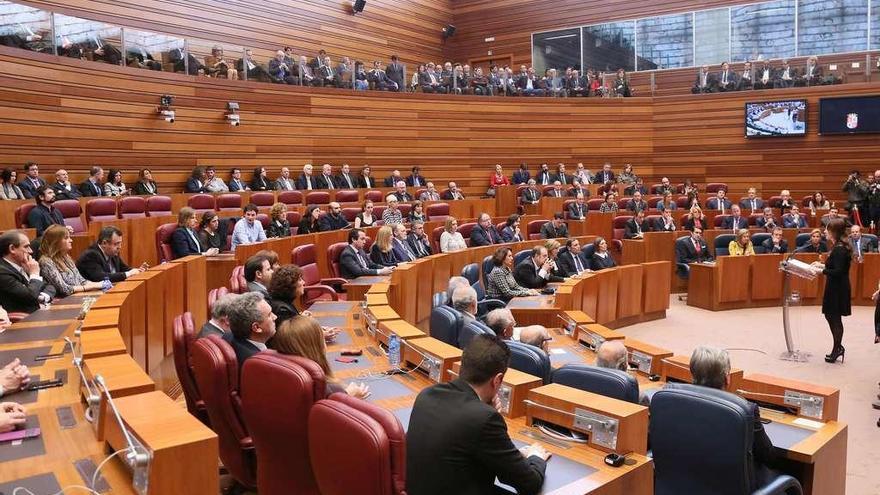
[
  {"left": 319, "top": 277, "right": 349, "bottom": 287},
  {"left": 477, "top": 299, "right": 506, "bottom": 314},
  {"left": 240, "top": 436, "right": 254, "bottom": 450},
  {"left": 8, "top": 312, "right": 28, "bottom": 323},
  {"left": 675, "top": 263, "right": 690, "bottom": 280},
  {"left": 304, "top": 284, "right": 339, "bottom": 301},
  {"left": 752, "top": 474, "right": 802, "bottom": 495}
]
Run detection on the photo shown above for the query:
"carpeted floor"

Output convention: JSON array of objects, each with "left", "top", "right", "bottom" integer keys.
[{"left": 622, "top": 296, "right": 878, "bottom": 495}]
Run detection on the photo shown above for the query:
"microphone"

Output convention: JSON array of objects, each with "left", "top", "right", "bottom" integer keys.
[
  {"left": 94, "top": 374, "right": 152, "bottom": 470},
  {"left": 556, "top": 313, "right": 576, "bottom": 335},
  {"left": 65, "top": 336, "right": 101, "bottom": 422}
]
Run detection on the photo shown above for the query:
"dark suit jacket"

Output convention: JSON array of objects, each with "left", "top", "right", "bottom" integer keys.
[
  {"left": 340, "top": 245, "right": 382, "bottom": 279},
  {"left": 407, "top": 234, "right": 432, "bottom": 258},
  {"left": 783, "top": 214, "right": 807, "bottom": 228},
  {"left": 316, "top": 174, "right": 336, "bottom": 189},
  {"left": 318, "top": 213, "right": 349, "bottom": 232},
  {"left": 384, "top": 176, "right": 403, "bottom": 187},
  {"left": 170, "top": 227, "right": 203, "bottom": 259},
  {"left": 27, "top": 204, "right": 65, "bottom": 236},
  {"left": 370, "top": 244, "right": 399, "bottom": 267},
  {"left": 593, "top": 171, "right": 615, "bottom": 184},
  {"left": 739, "top": 198, "right": 765, "bottom": 210},
  {"left": 391, "top": 238, "right": 417, "bottom": 262},
  {"left": 268, "top": 297, "right": 299, "bottom": 326},
  {"left": 755, "top": 216, "right": 778, "bottom": 230},
  {"left": 336, "top": 173, "right": 357, "bottom": 189},
  {"left": 653, "top": 217, "right": 677, "bottom": 232},
  {"left": 51, "top": 182, "right": 81, "bottom": 200},
  {"left": 405, "top": 174, "right": 427, "bottom": 187},
  {"left": 624, "top": 218, "right": 650, "bottom": 239},
  {"left": 676, "top": 237, "right": 713, "bottom": 264},
  {"left": 440, "top": 190, "right": 462, "bottom": 200},
  {"left": 17, "top": 177, "right": 46, "bottom": 199},
  {"left": 223, "top": 333, "right": 262, "bottom": 366},
  {"left": 539, "top": 222, "right": 569, "bottom": 239},
  {"left": 590, "top": 252, "right": 616, "bottom": 271},
  {"left": 553, "top": 173, "right": 571, "bottom": 185},
  {"left": 133, "top": 181, "right": 158, "bottom": 196},
  {"left": 79, "top": 179, "right": 104, "bottom": 197},
  {"left": 250, "top": 176, "right": 273, "bottom": 191},
  {"left": 513, "top": 259, "right": 563, "bottom": 289},
  {"left": 761, "top": 238, "right": 788, "bottom": 254},
  {"left": 0, "top": 258, "right": 49, "bottom": 313},
  {"left": 500, "top": 226, "right": 521, "bottom": 243},
  {"left": 185, "top": 177, "right": 208, "bottom": 193},
  {"left": 296, "top": 173, "right": 316, "bottom": 190},
  {"left": 722, "top": 216, "right": 749, "bottom": 230},
  {"left": 197, "top": 321, "right": 226, "bottom": 339},
  {"left": 626, "top": 200, "right": 648, "bottom": 213},
  {"left": 469, "top": 225, "right": 501, "bottom": 246},
  {"left": 228, "top": 179, "right": 247, "bottom": 192},
  {"left": 535, "top": 170, "right": 553, "bottom": 185},
  {"left": 406, "top": 378, "right": 546, "bottom": 495},
  {"left": 76, "top": 244, "right": 132, "bottom": 283},
  {"left": 512, "top": 170, "right": 530, "bottom": 185},
  {"left": 520, "top": 188, "right": 540, "bottom": 204},
  {"left": 358, "top": 175, "right": 374, "bottom": 189},
  {"left": 556, "top": 250, "right": 589, "bottom": 276},
  {"left": 851, "top": 236, "right": 878, "bottom": 255},
  {"left": 706, "top": 198, "right": 732, "bottom": 210},
  {"left": 393, "top": 191, "right": 413, "bottom": 202},
  {"left": 567, "top": 202, "right": 588, "bottom": 220}
]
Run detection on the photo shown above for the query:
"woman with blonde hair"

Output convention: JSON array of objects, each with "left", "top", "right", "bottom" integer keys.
[
  {"left": 544, "top": 239, "right": 565, "bottom": 277},
  {"left": 728, "top": 229, "right": 755, "bottom": 256},
  {"left": 266, "top": 202, "right": 291, "bottom": 238},
  {"left": 271, "top": 316, "right": 369, "bottom": 398},
  {"left": 683, "top": 205, "right": 706, "bottom": 232},
  {"left": 370, "top": 225, "right": 398, "bottom": 267},
  {"left": 39, "top": 225, "right": 104, "bottom": 296},
  {"left": 440, "top": 217, "right": 467, "bottom": 253}
]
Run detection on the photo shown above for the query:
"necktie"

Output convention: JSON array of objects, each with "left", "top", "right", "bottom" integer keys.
[
  {"left": 187, "top": 229, "right": 200, "bottom": 252},
  {"left": 355, "top": 249, "right": 367, "bottom": 268},
  {"left": 573, "top": 254, "right": 583, "bottom": 273},
  {"left": 560, "top": 175, "right": 566, "bottom": 185},
  {"left": 306, "top": 176, "right": 312, "bottom": 190},
  {"left": 402, "top": 241, "right": 415, "bottom": 260},
  {"left": 326, "top": 175, "right": 334, "bottom": 189},
  {"left": 694, "top": 240, "right": 702, "bottom": 254},
  {"left": 93, "top": 182, "right": 99, "bottom": 195},
  {"left": 751, "top": 199, "right": 756, "bottom": 210},
  {"left": 414, "top": 239, "right": 424, "bottom": 257},
  {"left": 723, "top": 72, "right": 727, "bottom": 84},
  {"left": 857, "top": 240, "right": 861, "bottom": 258},
  {"left": 414, "top": 177, "right": 420, "bottom": 187}
]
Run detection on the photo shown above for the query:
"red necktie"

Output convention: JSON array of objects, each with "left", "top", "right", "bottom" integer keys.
[{"left": 694, "top": 240, "right": 702, "bottom": 254}]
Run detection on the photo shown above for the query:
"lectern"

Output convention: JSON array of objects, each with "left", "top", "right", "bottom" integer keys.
[{"left": 779, "top": 258, "right": 819, "bottom": 362}]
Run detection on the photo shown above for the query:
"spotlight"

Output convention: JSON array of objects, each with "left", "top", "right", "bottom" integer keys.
[
  {"left": 442, "top": 25, "right": 456, "bottom": 39},
  {"left": 226, "top": 101, "right": 240, "bottom": 127},
  {"left": 352, "top": 0, "right": 366, "bottom": 13},
  {"left": 157, "top": 95, "right": 175, "bottom": 123}
]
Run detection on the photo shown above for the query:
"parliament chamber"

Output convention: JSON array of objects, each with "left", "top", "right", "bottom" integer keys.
[{"left": 0, "top": 0, "right": 878, "bottom": 493}]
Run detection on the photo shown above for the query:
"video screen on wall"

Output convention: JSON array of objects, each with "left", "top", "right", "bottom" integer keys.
[
  {"left": 745, "top": 99, "right": 807, "bottom": 137},
  {"left": 819, "top": 96, "right": 880, "bottom": 135}
]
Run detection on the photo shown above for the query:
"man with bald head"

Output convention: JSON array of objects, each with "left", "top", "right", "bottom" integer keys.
[
  {"left": 274, "top": 167, "right": 294, "bottom": 190},
  {"left": 318, "top": 202, "right": 349, "bottom": 231},
  {"left": 51, "top": 169, "right": 81, "bottom": 200},
  {"left": 393, "top": 181, "right": 413, "bottom": 202},
  {"left": 596, "top": 340, "right": 628, "bottom": 371},
  {"left": 317, "top": 164, "right": 336, "bottom": 190},
  {"left": 442, "top": 182, "right": 465, "bottom": 200},
  {"left": 519, "top": 325, "right": 551, "bottom": 352}
]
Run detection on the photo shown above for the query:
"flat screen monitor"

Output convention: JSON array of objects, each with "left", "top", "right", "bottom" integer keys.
[
  {"left": 745, "top": 99, "right": 807, "bottom": 138},
  {"left": 819, "top": 95, "right": 880, "bottom": 135}
]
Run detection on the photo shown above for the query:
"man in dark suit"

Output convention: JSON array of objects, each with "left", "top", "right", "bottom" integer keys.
[
  {"left": 692, "top": 65, "right": 716, "bottom": 93},
  {"left": 223, "top": 292, "right": 276, "bottom": 365},
  {"left": 407, "top": 334, "right": 549, "bottom": 495},
  {"left": 739, "top": 188, "right": 765, "bottom": 212},
  {"left": 0, "top": 230, "right": 55, "bottom": 313},
  {"left": 405, "top": 166, "right": 427, "bottom": 188},
  {"left": 418, "top": 63, "right": 447, "bottom": 94},
  {"left": 755, "top": 207, "right": 778, "bottom": 231},
  {"left": 545, "top": 181, "right": 565, "bottom": 198},
  {"left": 753, "top": 61, "right": 775, "bottom": 90},
  {"left": 539, "top": 214, "right": 569, "bottom": 239},
  {"left": 297, "top": 164, "right": 316, "bottom": 190},
  {"left": 392, "top": 181, "right": 413, "bottom": 202},
  {"left": 593, "top": 162, "right": 615, "bottom": 185},
  {"left": 384, "top": 170, "right": 404, "bottom": 188},
  {"left": 358, "top": 165, "right": 375, "bottom": 189},
  {"left": 556, "top": 238, "right": 589, "bottom": 276},
  {"left": 535, "top": 164, "right": 553, "bottom": 186},
  {"left": 27, "top": 186, "right": 69, "bottom": 237},
  {"left": 79, "top": 166, "right": 105, "bottom": 197},
  {"left": 17, "top": 162, "right": 46, "bottom": 199},
  {"left": 706, "top": 189, "right": 732, "bottom": 212},
  {"left": 624, "top": 178, "right": 648, "bottom": 197},
  {"left": 762, "top": 227, "right": 789, "bottom": 254},
  {"left": 77, "top": 226, "right": 143, "bottom": 283},
  {"left": 318, "top": 203, "right": 350, "bottom": 231},
  {"left": 441, "top": 182, "right": 465, "bottom": 200},
  {"left": 716, "top": 62, "right": 738, "bottom": 92},
  {"left": 567, "top": 194, "right": 588, "bottom": 220},
  {"left": 316, "top": 164, "right": 336, "bottom": 190},
  {"left": 568, "top": 179, "right": 589, "bottom": 198},
  {"left": 228, "top": 168, "right": 249, "bottom": 192},
  {"left": 268, "top": 50, "right": 296, "bottom": 84},
  {"left": 782, "top": 206, "right": 808, "bottom": 229},
  {"left": 469, "top": 213, "right": 502, "bottom": 247},
  {"left": 654, "top": 210, "right": 677, "bottom": 232},
  {"left": 51, "top": 169, "right": 81, "bottom": 200},
  {"left": 676, "top": 228, "right": 713, "bottom": 264},
  {"left": 407, "top": 221, "right": 432, "bottom": 258},
  {"left": 513, "top": 245, "right": 565, "bottom": 289},
  {"left": 244, "top": 255, "right": 273, "bottom": 299},
  {"left": 185, "top": 167, "right": 209, "bottom": 193},
  {"left": 849, "top": 225, "right": 877, "bottom": 261},
  {"left": 515, "top": 67, "right": 545, "bottom": 96},
  {"left": 722, "top": 205, "right": 749, "bottom": 231},
  {"left": 553, "top": 163, "right": 570, "bottom": 186},
  {"left": 336, "top": 163, "right": 357, "bottom": 189},
  {"left": 197, "top": 293, "right": 235, "bottom": 339},
  {"left": 624, "top": 210, "right": 650, "bottom": 239},
  {"left": 385, "top": 55, "right": 405, "bottom": 92},
  {"left": 626, "top": 191, "right": 648, "bottom": 213},
  {"left": 521, "top": 179, "right": 541, "bottom": 205},
  {"left": 391, "top": 224, "right": 418, "bottom": 262},
  {"left": 339, "top": 229, "right": 394, "bottom": 279},
  {"left": 512, "top": 164, "right": 531, "bottom": 185},
  {"left": 367, "top": 61, "right": 398, "bottom": 91}
]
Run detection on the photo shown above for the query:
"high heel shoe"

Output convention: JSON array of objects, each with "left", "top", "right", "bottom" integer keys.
[
  {"left": 875, "top": 335, "right": 879, "bottom": 344},
  {"left": 825, "top": 346, "right": 845, "bottom": 363}
]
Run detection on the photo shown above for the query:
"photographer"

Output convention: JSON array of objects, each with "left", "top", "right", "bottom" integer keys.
[{"left": 842, "top": 170, "right": 867, "bottom": 215}]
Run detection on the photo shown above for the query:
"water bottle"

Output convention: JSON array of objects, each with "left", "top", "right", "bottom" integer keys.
[
  {"left": 388, "top": 333, "right": 401, "bottom": 369},
  {"left": 102, "top": 276, "right": 112, "bottom": 292}
]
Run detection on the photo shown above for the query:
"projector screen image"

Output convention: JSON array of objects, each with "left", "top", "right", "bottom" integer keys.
[
  {"left": 819, "top": 95, "right": 880, "bottom": 135},
  {"left": 745, "top": 100, "right": 807, "bottom": 137}
]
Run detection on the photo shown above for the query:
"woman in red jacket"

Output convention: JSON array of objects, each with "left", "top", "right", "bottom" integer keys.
[{"left": 488, "top": 163, "right": 510, "bottom": 197}]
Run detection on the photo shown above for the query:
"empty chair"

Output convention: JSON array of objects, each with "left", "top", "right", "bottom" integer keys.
[
  {"left": 650, "top": 384, "right": 802, "bottom": 495},
  {"left": 705, "top": 183, "right": 728, "bottom": 194},
  {"left": 551, "top": 364, "right": 639, "bottom": 403},
  {"left": 278, "top": 190, "right": 303, "bottom": 206},
  {"left": 457, "top": 319, "right": 494, "bottom": 350},
  {"left": 714, "top": 215, "right": 731, "bottom": 228},
  {"left": 429, "top": 305, "right": 462, "bottom": 347},
  {"left": 171, "top": 312, "right": 209, "bottom": 426},
  {"left": 674, "top": 236, "right": 694, "bottom": 280},
  {"left": 14, "top": 203, "right": 36, "bottom": 228},
  {"left": 309, "top": 393, "right": 406, "bottom": 495},
  {"left": 508, "top": 341, "right": 551, "bottom": 384},
  {"left": 306, "top": 191, "right": 331, "bottom": 205},
  {"left": 187, "top": 194, "right": 216, "bottom": 214},
  {"left": 795, "top": 232, "right": 812, "bottom": 247},
  {"left": 292, "top": 244, "right": 346, "bottom": 305},
  {"left": 526, "top": 220, "right": 547, "bottom": 240},
  {"left": 155, "top": 223, "right": 177, "bottom": 263},
  {"left": 85, "top": 198, "right": 118, "bottom": 223},
  {"left": 513, "top": 248, "right": 531, "bottom": 267},
  {"left": 118, "top": 196, "right": 147, "bottom": 218},
  {"left": 217, "top": 194, "right": 243, "bottom": 211},
  {"left": 341, "top": 207, "right": 361, "bottom": 222},
  {"left": 587, "top": 198, "right": 604, "bottom": 211},
  {"left": 250, "top": 192, "right": 275, "bottom": 208},
  {"left": 208, "top": 286, "right": 229, "bottom": 313},
  {"left": 327, "top": 242, "right": 349, "bottom": 279},
  {"left": 364, "top": 190, "right": 383, "bottom": 202},
  {"left": 425, "top": 203, "right": 450, "bottom": 221},
  {"left": 457, "top": 222, "right": 476, "bottom": 243},
  {"left": 431, "top": 226, "right": 444, "bottom": 254},
  {"left": 256, "top": 213, "right": 270, "bottom": 230},
  {"left": 714, "top": 234, "right": 736, "bottom": 256},
  {"left": 189, "top": 335, "right": 257, "bottom": 490},
  {"left": 55, "top": 200, "right": 86, "bottom": 233},
  {"left": 481, "top": 255, "right": 494, "bottom": 281},
  {"left": 460, "top": 263, "right": 480, "bottom": 285},
  {"left": 751, "top": 233, "right": 771, "bottom": 254},
  {"left": 241, "top": 353, "right": 325, "bottom": 495},
  {"left": 230, "top": 265, "right": 247, "bottom": 294},
  {"left": 145, "top": 195, "right": 173, "bottom": 217},
  {"left": 334, "top": 190, "right": 358, "bottom": 203}
]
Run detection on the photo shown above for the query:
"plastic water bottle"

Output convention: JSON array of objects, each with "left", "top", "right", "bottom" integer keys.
[{"left": 388, "top": 333, "right": 401, "bottom": 369}]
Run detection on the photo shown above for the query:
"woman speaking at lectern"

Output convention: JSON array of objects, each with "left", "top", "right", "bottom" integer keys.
[{"left": 812, "top": 218, "right": 851, "bottom": 363}]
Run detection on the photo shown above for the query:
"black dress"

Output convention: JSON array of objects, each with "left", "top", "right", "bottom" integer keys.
[
  {"left": 369, "top": 244, "right": 398, "bottom": 267},
  {"left": 590, "top": 252, "right": 616, "bottom": 271},
  {"left": 266, "top": 218, "right": 291, "bottom": 238},
  {"left": 822, "top": 243, "right": 851, "bottom": 317},
  {"left": 298, "top": 218, "right": 318, "bottom": 235}
]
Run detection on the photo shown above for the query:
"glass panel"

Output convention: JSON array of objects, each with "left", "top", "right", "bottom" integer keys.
[
  {"left": 731, "top": 0, "right": 795, "bottom": 62},
  {"left": 636, "top": 13, "right": 693, "bottom": 70},
  {"left": 582, "top": 21, "right": 635, "bottom": 73},
  {"left": 873, "top": 1, "right": 880, "bottom": 49},
  {"left": 123, "top": 29, "right": 185, "bottom": 74},
  {"left": 0, "top": 1, "right": 53, "bottom": 54},
  {"left": 694, "top": 8, "right": 730, "bottom": 66},
  {"left": 532, "top": 28, "right": 581, "bottom": 75},
  {"left": 53, "top": 13, "right": 122, "bottom": 65},
  {"left": 185, "top": 38, "right": 243, "bottom": 79},
  {"left": 798, "top": 0, "right": 868, "bottom": 56}
]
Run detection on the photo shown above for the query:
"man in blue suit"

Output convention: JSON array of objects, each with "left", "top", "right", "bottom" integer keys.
[
  {"left": 469, "top": 213, "right": 502, "bottom": 247},
  {"left": 782, "top": 205, "right": 808, "bottom": 228},
  {"left": 738, "top": 188, "right": 765, "bottom": 212},
  {"left": 512, "top": 163, "right": 531, "bottom": 185},
  {"left": 391, "top": 224, "right": 418, "bottom": 262},
  {"left": 722, "top": 205, "right": 749, "bottom": 231}
]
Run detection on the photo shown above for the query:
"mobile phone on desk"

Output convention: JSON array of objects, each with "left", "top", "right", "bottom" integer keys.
[
  {"left": 27, "top": 379, "right": 63, "bottom": 391},
  {"left": 0, "top": 428, "right": 41, "bottom": 443}
]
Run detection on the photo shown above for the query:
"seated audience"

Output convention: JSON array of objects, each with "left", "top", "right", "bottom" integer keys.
[
  {"left": 38, "top": 225, "right": 104, "bottom": 296},
  {"left": 451, "top": 286, "right": 479, "bottom": 326},
  {"left": 536, "top": 164, "right": 553, "bottom": 186},
  {"left": 17, "top": 161, "right": 46, "bottom": 199},
  {"left": 618, "top": 163, "right": 638, "bottom": 184},
  {"left": 77, "top": 226, "right": 144, "bottom": 282},
  {"left": 51, "top": 169, "right": 81, "bottom": 200},
  {"left": 624, "top": 210, "right": 649, "bottom": 239},
  {"left": 339, "top": 229, "right": 393, "bottom": 279},
  {"left": 198, "top": 212, "right": 228, "bottom": 251},
  {"left": 103, "top": 169, "right": 127, "bottom": 197},
  {"left": 272, "top": 167, "right": 293, "bottom": 191},
  {"left": 203, "top": 167, "right": 228, "bottom": 193},
  {"left": 762, "top": 227, "right": 789, "bottom": 254},
  {"left": 809, "top": 191, "right": 831, "bottom": 213},
  {"left": 756, "top": 207, "right": 779, "bottom": 231},
  {"left": 683, "top": 205, "right": 707, "bottom": 232},
  {"left": 171, "top": 207, "right": 219, "bottom": 259},
  {"left": 485, "top": 308, "right": 515, "bottom": 339},
  {"left": 223, "top": 292, "right": 276, "bottom": 365},
  {"left": 657, "top": 192, "right": 677, "bottom": 212},
  {"left": 228, "top": 168, "right": 249, "bottom": 192},
  {"left": 500, "top": 214, "right": 523, "bottom": 242},
  {"left": 778, "top": 189, "right": 795, "bottom": 211},
  {"left": 382, "top": 196, "right": 404, "bottom": 226},
  {"left": 598, "top": 192, "right": 619, "bottom": 213},
  {"left": 728, "top": 229, "right": 756, "bottom": 256},
  {"left": 244, "top": 254, "right": 274, "bottom": 298},
  {"left": 521, "top": 179, "right": 541, "bottom": 205},
  {"left": 317, "top": 164, "right": 336, "bottom": 190},
  {"left": 546, "top": 181, "right": 565, "bottom": 198},
  {"left": 470, "top": 213, "right": 502, "bottom": 246},
  {"left": 441, "top": 182, "right": 465, "bottom": 200},
  {"left": 849, "top": 224, "right": 876, "bottom": 258},
  {"left": 596, "top": 340, "right": 628, "bottom": 371},
  {"left": 557, "top": 238, "right": 589, "bottom": 276},
  {"left": 569, "top": 179, "right": 589, "bottom": 198},
  {"left": 250, "top": 167, "right": 273, "bottom": 191},
  {"left": 357, "top": 165, "right": 375, "bottom": 188},
  {"left": 540, "top": 213, "right": 569, "bottom": 239},
  {"left": 716, "top": 62, "right": 737, "bottom": 92},
  {"left": 407, "top": 166, "right": 427, "bottom": 188},
  {"left": 391, "top": 224, "right": 418, "bottom": 262},
  {"left": 133, "top": 169, "right": 159, "bottom": 195},
  {"left": 0, "top": 168, "right": 24, "bottom": 200},
  {"left": 27, "top": 186, "right": 70, "bottom": 237},
  {"left": 406, "top": 334, "right": 549, "bottom": 495},
  {"left": 739, "top": 188, "right": 764, "bottom": 211},
  {"left": 299, "top": 205, "right": 322, "bottom": 235},
  {"left": 185, "top": 167, "right": 208, "bottom": 193},
  {"left": 198, "top": 293, "right": 238, "bottom": 339},
  {"left": 487, "top": 247, "right": 536, "bottom": 302},
  {"left": 514, "top": 245, "right": 565, "bottom": 289},
  {"left": 444, "top": 276, "right": 471, "bottom": 307},
  {"left": 676, "top": 227, "right": 713, "bottom": 264},
  {"left": 353, "top": 200, "right": 376, "bottom": 229},
  {"left": 318, "top": 202, "right": 350, "bottom": 231},
  {"left": 594, "top": 162, "right": 615, "bottom": 185},
  {"left": 384, "top": 170, "right": 403, "bottom": 188},
  {"left": 440, "top": 217, "right": 468, "bottom": 253},
  {"left": 706, "top": 189, "right": 732, "bottom": 212},
  {"left": 266, "top": 203, "right": 291, "bottom": 238},
  {"left": 723, "top": 205, "right": 749, "bottom": 231},
  {"left": 654, "top": 209, "right": 677, "bottom": 232},
  {"left": 783, "top": 206, "right": 808, "bottom": 228},
  {"left": 267, "top": 264, "right": 303, "bottom": 325},
  {"left": 692, "top": 65, "right": 716, "bottom": 93},
  {"left": 626, "top": 191, "right": 648, "bottom": 213},
  {"left": 590, "top": 237, "right": 616, "bottom": 271},
  {"left": 821, "top": 207, "right": 850, "bottom": 228},
  {"left": 518, "top": 325, "right": 551, "bottom": 352},
  {"left": 408, "top": 200, "right": 425, "bottom": 223},
  {"left": 0, "top": 230, "right": 55, "bottom": 313},
  {"left": 336, "top": 164, "right": 357, "bottom": 189},
  {"left": 407, "top": 221, "right": 432, "bottom": 258},
  {"left": 370, "top": 226, "right": 399, "bottom": 267},
  {"left": 568, "top": 194, "right": 588, "bottom": 220},
  {"left": 231, "top": 204, "right": 267, "bottom": 250},
  {"left": 419, "top": 182, "right": 441, "bottom": 202}
]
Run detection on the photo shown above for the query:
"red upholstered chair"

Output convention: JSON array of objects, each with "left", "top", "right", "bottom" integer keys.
[
  {"left": 172, "top": 312, "right": 209, "bottom": 427},
  {"left": 414, "top": 188, "right": 426, "bottom": 200},
  {"left": 706, "top": 183, "right": 728, "bottom": 193},
  {"left": 328, "top": 242, "right": 349, "bottom": 279},
  {"left": 85, "top": 198, "right": 118, "bottom": 223},
  {"left": 285, "top": 211, "right": 302, "bottom": 235},
  {"left": 119, "top": 196, "right": 146, "bottom": 218},
  {"left": 187, "top": 194, "right": 216, "bottom": 214},
  {"left": 217, "top": 194, "right": 243, "bottom": 211},
  {"left": 341, "top": 207, "right": 360, "bottom": 222},
  {"left": 155, "top": 223, "right": 177, "bottom": 263},
  {"left": 145, "top": 196, "right": 173, "bottom": 217},
  {"left": 208, "top": 286, "right": 229, "bottom": 313},
  {"left": 256, "top": 214, "right": 270, "bottom": 230},
  {"left": 613, "top": 215, "right": 631, "bottom": 241},
  {"left": 335, "top": 190, "right": 358, "bottom": 203},
  {"left": 365, "top": 190, "right": 383, "bottom": 202},
  {"left": 458, "top": 222, "right": 476, "bottom": 245},
  {"left": 230, "top": 265, "right": 247, "bottom": 294},
  {"left": 748, "top": 214, "right": 762, "bottom": 226},
  {"left": 397, "top": 204, "right": 411, "bottom": 218},
  {"left": 650, "top": 184, "right": 664, "bottom": 194},
  {"left": 14, "top": 203, "right": 36, "bottom": 228},
  {"left": 306, "top": 191, "right": 331, "bottom": 205},
  {"left": 527, "top": 220, "right": 547, "bottom": 240},
  {"left": 55, "top": 200, "right": 86, "bottom": 233},
  {"left": 645, "top": 214, "right": 662, "bottom": 227},
  {"left": 372, "top": 206, "right": 386, "bottom": 221},
  {"left": 714, "top": 214, "right": 731, "bottom": 228},
  {"left": 425, "top": 202, "right": 449, "bottom": 221},
  {"left": 241, "top": 353, "right": 325, "bottom": 495},
  {"left": 617, "top": 197, "right": 631, "bottom": 210},
  {"left": 801, "top": 195, "right": 812, "bottom": 208},
  {"left": 431, "top": 226, "right": 444, "bottom": 254},
  {"left": 676, "top": 196, "right": 691, "bottom": 209},
  {"left": 767, "top": 195, "right": 783, "bottom": 208},
  {"left": 292, "top": 244, "right": 346, "bottom": 305},
  {"left": 647, "top": 196, "right": 663, "bottom": 209},
  {"left": 190, "top": 335, "right": 256, "bottom": 490},
  {"left": 562, "top": 199, "right": 576, "bottom": 220},
  {"left": 309, "top": 393, "right": 407, "bottom": 495},
  {"left": 587, "top": 198, "right": 604, "bottom": 211},
  {"left": 248, "top": 192, "right": 273, "bottom": 208},
  {"left": 278, "top": 190, "right": 303, "bottom": 207}
]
